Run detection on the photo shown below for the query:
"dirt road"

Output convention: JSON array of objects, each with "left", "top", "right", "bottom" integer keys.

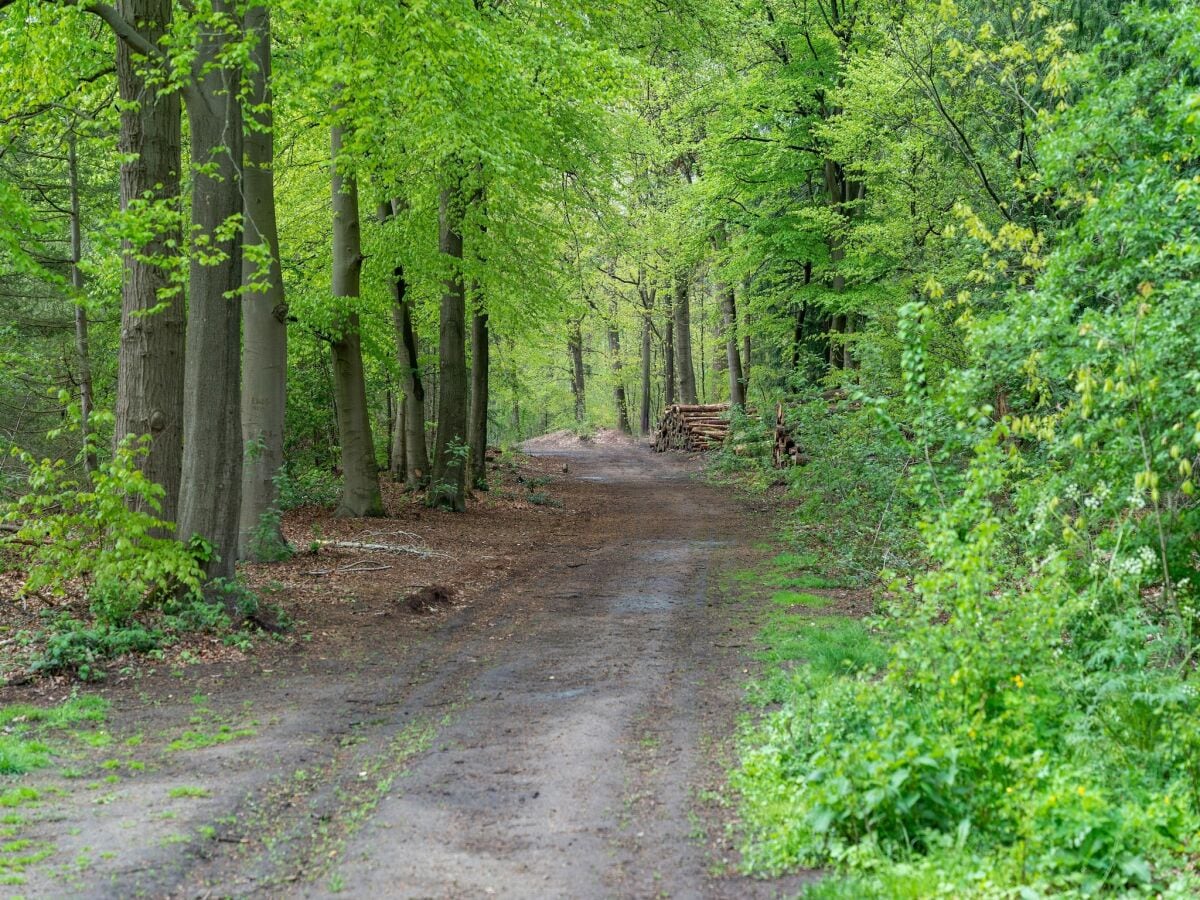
[{"left": 10, "top": 438, "right": 811, "bottom": 898}]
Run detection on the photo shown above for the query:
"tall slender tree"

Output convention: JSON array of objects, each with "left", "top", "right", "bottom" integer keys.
[
  {"left": 430, "top": 174, "right": 468, "bottom": 511},
  {"left": 238, "top": 4, "right": 289, "bottom": 558},
  {"left": 328, "top": 121, "right": 383, "bottom": 518}
]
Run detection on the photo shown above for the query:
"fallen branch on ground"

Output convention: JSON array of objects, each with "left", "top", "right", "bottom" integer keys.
[{"left": 313, "top": 539, "right": 446, "bottom": 559}]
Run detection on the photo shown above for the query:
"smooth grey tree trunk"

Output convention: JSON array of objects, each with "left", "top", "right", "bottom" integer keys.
[
  {"left": 569, "top": 319, "right": 586, "bottom": 423},
  {"left": 673, "top": 269, "right": 697, "bottom": 405},
  {"left": 638, "top": 284, "right": 654, "bottom": 434},
  {"left": 115, "top": 0, "right": 183, "bottom": 521},
  {"left": 177, "top": 2, "right": 244, "bottom": 582},
  {"left": 608, "top": 302, "right": 630, "bottom": 433},
  {"left": 742, "top": 309, "right": 752, "bottom": 396},
  {"left": 430, "top": 180, "right": 468, "bottom": 511},
  {"left": 238, "top": 5, "right": 289, "bottom": 559},
  {"left": 469, "top": 309, "right": 489, "bottom": 489},
  {"left": 663, "top": 287, "right": 676, "bottom": 407},
  {"left": 329, "top": 123, "right": 383, "bottom": 518},
  {"left": 67, "top": 132, "right": 96, "bottom": 474},
  {"left": 391, "top": 394, "right": 406, "bottom": 482},
  {"left": 382, "top": 198, "right": 431, "bottom": 489},
  {"left": 720, "top": 284, "right": 745, "bottom": 406}
]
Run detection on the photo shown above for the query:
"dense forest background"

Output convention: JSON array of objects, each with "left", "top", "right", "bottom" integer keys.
[{"left": 2, "top": 0, "right": 1199, "bottom": 894}]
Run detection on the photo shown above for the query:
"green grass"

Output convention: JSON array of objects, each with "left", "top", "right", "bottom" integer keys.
[
  {"left": 752, "top": 611, "right": 887, "bottom": 706},
  {"left": 168, "top": 786, "right": 211, "bottom": 799},
  {"left": 167, "top": 725, "right": 255, "bottom": 752},
  {"left": 0, "top": 696, "right": 107, "bottom": 729},
  {"left": 770, "top": 590, "right": 831, "bottom": 609},
  {"left": 0, "top": 697, "right": 110, "bottom": 775}
]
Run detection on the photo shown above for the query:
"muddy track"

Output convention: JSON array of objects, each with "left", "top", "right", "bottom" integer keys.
[{"left": 13, "top": 440, "right": 813, "bottom": 899}]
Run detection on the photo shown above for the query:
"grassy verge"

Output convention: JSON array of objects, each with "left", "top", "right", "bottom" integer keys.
[{"left": 716, "top": 401, "right": 1200, "bottom": 897}]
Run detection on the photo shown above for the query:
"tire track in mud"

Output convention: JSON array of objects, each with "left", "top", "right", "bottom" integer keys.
[{"left": 17, "top": 440, "right": 813, "bottom": 899}]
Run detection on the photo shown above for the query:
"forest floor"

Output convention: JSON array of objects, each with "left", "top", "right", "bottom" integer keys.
[{"left": 0, "top": 432, "right": 822, "bottom": 898}]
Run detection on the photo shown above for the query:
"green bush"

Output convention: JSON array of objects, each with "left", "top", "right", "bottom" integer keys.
[
  {"left": 2, "top": 433, "right": 204, "bottom": 624},
  {"left": 735, "top": 8, "right": 1200, "bottom": 895}
]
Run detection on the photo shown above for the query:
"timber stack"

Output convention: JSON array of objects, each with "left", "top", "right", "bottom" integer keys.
[
  {"left": 773, "top": 402, "right": 809, "bottom": 468},
  {"left": 653, "top": 403, "right": 731, "bottom": 452}
]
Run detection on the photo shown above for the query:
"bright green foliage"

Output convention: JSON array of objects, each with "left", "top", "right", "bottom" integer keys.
[
  {"left": 734, "top": 5, "right": 1200, "bottom": 895},
  {"left": 3, "top": 434, "right": 204, "bottom": 624}
]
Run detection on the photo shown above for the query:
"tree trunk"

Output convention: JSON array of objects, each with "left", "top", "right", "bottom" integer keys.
[
  {"left": 328, "top": 123, "right": 383, "bottom": 518},
  {"left": 720, "top": 284, "right": 745, "bottom": 407},
  {"left": 673, "top": 269, "right": 697, "bottom": 405},
  {"left": 67, "top": 132, "right": 96, "bottom": 474},
  {"left": 177, "top": 3, "right": 244, "bottom": 582},
  {"left": 608, "top": 302, "right": 630, "bottom": 433},
  {"left": 115, "top": 0, "right": 183, "bottom": 522},
  {"left": 663, "top": 287, "right": 676, "bottom": 407},
  {"left": 381, "top": 198, "right": 431, "bottom": 489},
  {"left": 238, "top": 4, "right": 289, "bottom": 559},
  {"left": 742, "top": 307, "right": 752, "bottom": 396},
  {"left": 469, "top": 309, "right": 489, "bottom": 489},
  {"left": 391, "top": 393, "right": 407, "bottom": 482},
  {"left": 430, "top": 179, "right": 468, "bottom": 511},
  {"left": 638, "top": 284, "right": 654, "bottom": 435},
  {"left": 568, "top": 318, "right": 586, "bottom": 423}
]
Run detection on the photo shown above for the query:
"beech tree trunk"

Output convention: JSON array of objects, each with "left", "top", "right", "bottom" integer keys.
[
  {"left": 742, "top": 310, "right": 752, "bottom": 396},
  {"left": 569, "top": 319, "right": 586, "bottom": 423},
  {"left": 663, "top": 287, "right": 676, "bottom": 407},
  {"left": 383, "top": 198, "right": 431, "bottom": 489},
  {"left": 67, "top": 132, "right": 96, "bottom": 474},
  {"left": 177, "top": 3, "right": 244, "bottom": 582},
  {"left": 469, "top": 309, "right": 489, "bottom": 490},
  {"left": 390, "top": 394, "right": 407, "bottom": 482},
  {"left": 720, "top": 284, "right": 745, "bottom": 407},
  {"left": 238, "top": 5, "right": 289, "bottom": 559},
  {"left": 673, "top": 269, "right": 697, "bottom": 405},
  {"left": 638, "top": 284, "right": 654, "bottom": 435},
  {"left": 328, "top": 123, "right": 383, "bottom": 518},
  {"left": 431, "top": 179, "right": 468, "bottom": 511},
  {"left": 608, "top": 302, "right": 630, "bottom": 433},
  {"left": 115, "top": 0, "right": 183, "bottom": 522}
]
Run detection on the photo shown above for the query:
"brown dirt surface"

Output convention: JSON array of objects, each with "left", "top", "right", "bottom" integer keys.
[{"left": 0, "top": 434, "right": 817, "bottom": 898}]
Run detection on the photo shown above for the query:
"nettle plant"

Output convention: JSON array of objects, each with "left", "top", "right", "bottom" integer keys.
[{"left": 3, "top": 427, "right": 205, "bottom": 625}]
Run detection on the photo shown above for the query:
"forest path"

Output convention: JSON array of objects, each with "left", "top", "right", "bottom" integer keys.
[{"left": 15, "top": 437, "right": 812, "bottom": 898}]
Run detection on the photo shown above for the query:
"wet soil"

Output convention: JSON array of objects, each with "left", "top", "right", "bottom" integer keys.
[{"left": 2, "top": 435, "right": 816, "bottom": 898}]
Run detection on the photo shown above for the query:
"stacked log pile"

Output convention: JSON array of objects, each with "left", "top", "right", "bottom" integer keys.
[
  {"left": 653, "top": 404, "right": 731, "bottom": 452},
  {"left": 773, "top": 402, "right": 809, "bottom": 468}
]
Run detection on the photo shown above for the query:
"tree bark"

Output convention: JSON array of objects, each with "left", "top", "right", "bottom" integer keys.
[
  {"left": 638, "top": 283, "right": 654, "bottom": 435},
  {"left": 608, "top": 302, "right": 630, "bottom": 433},
  {"left": 663, "top": 286, "right": 676, "bottom": 407},
  {"left": 381, "top": 198, "right": 431, "bottom": 489},
  {"left": 430, "top": 178, "right": 468, "bottom": 511},
  {"left": 469, "top": 309, "right": 489, "bottom": 489},
  {"left": 390, "top": 392, "right": 407, "bottom": 482},
  {"left": 177, "top": 1, "right": 244, "bottom": 582},
  {"left": 673, "top": 269, "right": 697, "bottom": 405},
  {"left": 238, "top": 4, "right": 288, "bottom": 559},
  {"left": 115, "top": 0, "right": 183, "bottom": 522},
  {"left": 67, "top": 131, "right": 96, "bottom": 474},
  {"left": 568, "top": 318, "right": 586, "bottom": 423},
  {"left": 742, "top": 306, "right": 752, "bottom": 396},
  {"left": 719, "top": 284, "right": 745, "bottom": 407},
  {"left": 328, "top": 122, "right": 383, "bottom": 518}
]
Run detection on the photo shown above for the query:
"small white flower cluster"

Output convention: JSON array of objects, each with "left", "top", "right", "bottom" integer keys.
[{"left": 1111, "top": 546, "right": 1159, "bottom": 580}]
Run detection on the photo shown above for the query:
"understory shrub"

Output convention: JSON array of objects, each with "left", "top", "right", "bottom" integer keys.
[
  {"left": 735, "top": 8, "right": 1200, "bottom": 895},
  {"left": 2, "top": 432, "right": 204, "bottom": 624}
]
